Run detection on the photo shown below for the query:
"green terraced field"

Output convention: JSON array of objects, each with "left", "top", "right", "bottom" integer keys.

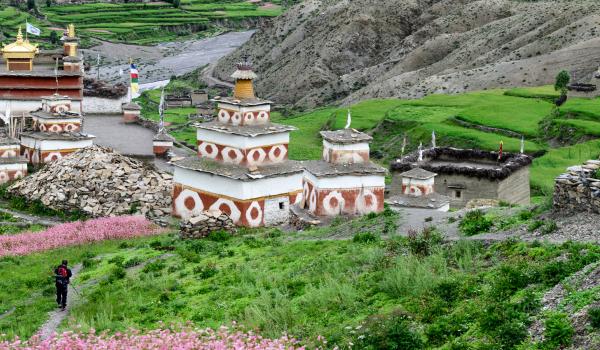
[{"left": 0, "top": 1, "right": 285, "bottom": 45}]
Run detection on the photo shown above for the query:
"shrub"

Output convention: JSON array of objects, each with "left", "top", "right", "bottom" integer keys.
[
  {"left": 588, "top": 307, "right": 600, "bottom": 329},
  {"left": 108, "top": 255, "right": 125, "bottom": 267},
  {"left": 459, "top": 210, "right": 493, "bottom": 236},
  {"left": 518, "top": 210, "right": 533, "bottom": 221},
  {"left": 407, "top": 226, "right": 442, "bottom": 257},
  {"left": 194, "top": 262, "right": 218, "bottom": 279},
  {"left": 541, "top": 221, "right": 558, "bottom": 235},
  {"left": 528, "top": 220, "right": 544, "bottom": 232},
  {"left": 123, "top": 256, "right": 142, "bottom": 268},
  {"left": 353, "top": 310, "right": 424, "bottom": 350},
  {"left": 143, "top": 260, "right": 166, "bottom": 273},
  {"left": 207, "top": 230, "right": 231, "bottom": 242},
  {"left": 108, "top": 266, "right": 126, "bottom": 282},
  {"left": 353, "top": 231, "right": 379, "bottom": 244},
  {"left": 544, "top": 312, "right": 574, "bottom": 348}
]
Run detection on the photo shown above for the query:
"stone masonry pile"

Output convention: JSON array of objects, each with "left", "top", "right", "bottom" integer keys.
[
  {"left": 553, "top": 160, "right": 600, "bottom": 214},
  {"left": 179, "top": 210, "right": 236, "bottom": 239},
  {"left": 9, "top": 146, "right": 173, "bottom": 220}
]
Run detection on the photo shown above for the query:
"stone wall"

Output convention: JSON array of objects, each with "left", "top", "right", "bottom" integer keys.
[
  {"left": 179, "top": 210, "right": 236, "bottom": 239},
  {"left": 83, "top": 96, "right": 128, "bottom": 114},
  {"left": 553, "top": 160, "right": 600, "bottom": 214}
]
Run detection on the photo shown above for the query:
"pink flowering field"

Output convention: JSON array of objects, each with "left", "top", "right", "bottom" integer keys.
[
  {"left": 0, "top": 325, "right": 308, "bottom": 350},
  {"left": 0, "top": 216, "right": 163, "bottom": 257}
]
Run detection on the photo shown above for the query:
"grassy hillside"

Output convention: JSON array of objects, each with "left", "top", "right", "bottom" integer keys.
[
  {"left": 268, "top": 88, "right": 600, "bottom": 196},
  {"left": 0, "top": 1, "right": 286, "bottom": 46},
  {"left": 2, "top": 213, "right": 600, "bottom": 349}
]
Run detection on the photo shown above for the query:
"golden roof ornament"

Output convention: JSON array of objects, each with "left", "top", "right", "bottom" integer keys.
[
  {"left": 67, "top": 24, "right": 75, "bottom": 38},
  {"left": 2, "top": 26, "right": 38, "bottom": 57}
]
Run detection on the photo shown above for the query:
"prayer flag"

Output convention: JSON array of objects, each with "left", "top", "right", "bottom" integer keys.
[
  {"left": 130, "top": 63, "right": 139, "bottom": 94},
  {"left": 26, "top": 22, "right": 41, "bottom": 36}
]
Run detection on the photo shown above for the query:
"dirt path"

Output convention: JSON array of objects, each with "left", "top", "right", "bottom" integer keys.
[
  {"left": 83, "top": 31, "right": 254, "bottom": 85},
  {"left": 37, "top": 263, "right": 83, "bottom": 340},
  {"left": 202, "top": 63, "right": 234, "bottom": 88},
  {"left": 0, "top": 206, "right": 62, "bottom": 227},
  {"left": 35, "top": 253, "right": 175, "bottom": 339}
]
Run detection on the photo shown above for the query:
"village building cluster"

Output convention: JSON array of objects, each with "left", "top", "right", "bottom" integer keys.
[
  {"left": 0, "top": 24, "right": 543, "bottom": 229},
  {"left": 171, "top": 61, "right": 387, "bottom": 227}
]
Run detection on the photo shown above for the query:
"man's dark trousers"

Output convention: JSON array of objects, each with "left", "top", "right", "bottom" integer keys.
[{"left": 56, "top": 282, "right": 68, "bottom": 308}]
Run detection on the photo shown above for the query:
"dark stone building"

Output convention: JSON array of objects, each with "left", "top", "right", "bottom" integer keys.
[{"left": 390, "top": 147, "right": 532, "bottom": 208}]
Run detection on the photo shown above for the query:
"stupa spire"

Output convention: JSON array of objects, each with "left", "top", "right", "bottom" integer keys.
[{"left": 231, "top": 55, "right": 257, "bottom": 100}]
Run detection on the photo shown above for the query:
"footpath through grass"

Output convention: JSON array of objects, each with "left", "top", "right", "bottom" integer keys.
[{"left": 2, "top": 210, "right": 600, "bottom": 349}]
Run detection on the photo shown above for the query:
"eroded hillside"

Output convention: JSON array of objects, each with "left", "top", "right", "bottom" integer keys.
[{"left": 213, "top": 0, "right": 600, "bottom": 108}]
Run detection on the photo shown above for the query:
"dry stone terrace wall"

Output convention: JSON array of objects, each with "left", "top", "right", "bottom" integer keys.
[
  {"left": 9, "top": 146, "right": 173, "bottom": 221},
  {"left": 553, "top": 160, "right": 600, "bottom": 214}
]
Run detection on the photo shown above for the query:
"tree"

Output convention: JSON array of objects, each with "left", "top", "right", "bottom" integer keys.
[
  {"left": 173, "top": 0, "right": 180, "bottom": 8},
  {"left": 27, "top": 0, "right": 36, "bottom": 11},
  {"left": 46, "top": 0, "right": 52, "bottom": 7},
  {"left": 554, "top": 70, "right": 570, "bottom": 106},
  {"left": 49, "top": 31, "right": 58, "bottom": 44}
]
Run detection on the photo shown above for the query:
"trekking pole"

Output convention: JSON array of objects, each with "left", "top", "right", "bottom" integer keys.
[{"left": 70, "top": 284, "right": 82, "bottom": 296}]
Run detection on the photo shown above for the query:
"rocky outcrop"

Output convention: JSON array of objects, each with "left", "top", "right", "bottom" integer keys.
[
  {"left": 553, "top": 160, "right": 600, "bottom": 214},
  {"left": 179, "top": 211, "right": 236, "bottom": 239},
  {"left": 215, "top": 0, "right": 600, "bottom": 108},
  {"left": 9, "top": 146, "right": 173, "bottom": 221}
]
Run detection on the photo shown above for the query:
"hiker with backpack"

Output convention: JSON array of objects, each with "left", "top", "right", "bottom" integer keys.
[{"left": 54, "top": 260, "right": 72, "bottom": 311}]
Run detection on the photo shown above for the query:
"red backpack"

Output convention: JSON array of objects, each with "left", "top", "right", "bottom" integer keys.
[{"left": 57, "top": 266, "right": 68, "bottom": 278}]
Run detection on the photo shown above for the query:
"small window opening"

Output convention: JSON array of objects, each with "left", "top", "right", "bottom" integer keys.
[
  {"left": 455, "top": 190, "right": 462, "bottom": 198},
  {"left": 279, "top": 202, "right": 285, "bottom": 210}
]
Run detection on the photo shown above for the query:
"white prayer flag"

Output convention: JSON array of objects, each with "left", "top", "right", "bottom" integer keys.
[
  {"left": 26, "top": 22, "right": 41, "bottom": 36},
  {"left": 431, "top": 130, "right": 436, "bottom": 148},
  {"left": 345, "top": 109, "right": 352, "bottom": 129}
]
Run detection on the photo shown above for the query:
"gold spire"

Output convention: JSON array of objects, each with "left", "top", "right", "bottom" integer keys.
[
  {"left": 2, "top": 27, "right": 38, "bottom": 56},
  {"left": 67, "top": 24, "right": 75, "bottom": 38},
  {"left": 231, "top": 58, "right": 257, "bottom": 100},
  {"left": 16, "top": 26, "right": 23, "bottom": 43}
]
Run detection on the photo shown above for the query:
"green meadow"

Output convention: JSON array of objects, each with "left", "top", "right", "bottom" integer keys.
[
  {"left": 269, "top": 88, "right": 600, "bottom": 196},
  {"left": 3, "top": 214, "right": 600, "bottom": 349}
]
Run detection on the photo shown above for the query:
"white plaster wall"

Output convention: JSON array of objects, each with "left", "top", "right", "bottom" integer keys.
[
  {"left": 0, "top": 100, "right": 82, "bottom": 115},
  {"left": 83, "top": 96, "right": 127, "bottom": 114},
  {"left": 0, "top": 163, "right": 26, "bottom": 171},
  {"left": 34, "top": 117, "right": 81, "bottom": 124},
  {"left": 174, "top": 166, "right": 303, "bottom": 200},
  {"left": 153, "top": 141, "right": 173, "bottom": 147},
  {"left": 304, "top": 171, "right": 385, "bottom": 189},
  {"left": 21, "top": 136, "right": 94, "bottom": 150},
  {"left": 264, "top": 196, "right": 290, "bottom": 225},
  {"left": 217, "top": 102, "right": 271, "bottom": 113},
  {"left": 197, "top": 128, "right": 289, "bottom": 149},
  {"left": 323, "top": 140, "right": 370, "bottom": 151}
]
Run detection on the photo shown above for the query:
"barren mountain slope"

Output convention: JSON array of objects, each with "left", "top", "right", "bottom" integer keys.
[{"left": 213, "top": 0, "right": 600, "bottom": 108}]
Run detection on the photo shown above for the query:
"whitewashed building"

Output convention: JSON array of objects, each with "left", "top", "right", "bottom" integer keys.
[
  {"left": 172, "top": 61, "right": 303, "bottom": 227},
  {"left": 0, "top": 136, "right": 27, "bottom": 184},
  {"left": 20, "top": 94, "right": 94, "bottom": 165},
  {"left": 302, "top": 129, "right": 386, "bottom": 217}
]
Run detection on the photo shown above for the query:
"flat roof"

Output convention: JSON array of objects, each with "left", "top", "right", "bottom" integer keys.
[
  {"left": 391, "top": 147, "right": 532, "bottom": 180},
  {"left": 195, "top": 121, "right": 296, "bottom": 137},
  {"left": 400, "top": 167, "right": 436, "bottom": 180},
  {"left": 320, "top": 129, "right": 372, "bottom": 144},
  {"left": 21, "top": 131, "right": 94, "bottom": 141},
  {"left": 304, "top": 160, "right": 386, "bottom": 178},
  {"left": 0, "top": 157, "right": 27, "bottom": 164},
  {"left": 30, "top": 110, "right": 82, "bottom": 120},
  {"left": 387, "top": 192, "right": 450, "bottom": 209},
  {"left": 173, "top": 157, "right": 303, "bottom": 181},
  {"left": 0, "top": 137, "right": 20, "bottom": 146},
  {"left": 213, "top": 96, "right": 272, "bottom": 106}
]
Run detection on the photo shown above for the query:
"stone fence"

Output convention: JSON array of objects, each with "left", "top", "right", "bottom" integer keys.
[
  {"left": 553, "top": 160, "right": 600, "bottom": 214},
  {"left": 179, "top": 210, "right": 236, "bottom": 239}
]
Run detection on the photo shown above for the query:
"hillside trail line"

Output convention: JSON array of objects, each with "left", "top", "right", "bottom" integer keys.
[{"left": 36, "top": 253, "right": 175, "bottom": 340}]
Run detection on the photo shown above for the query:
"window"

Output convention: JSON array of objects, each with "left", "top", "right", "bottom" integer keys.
[
  {"left": 455, "top": 190, "right": 462, "bottom": 198},
  {"left": 279, "top": 202, "right": 285, "bottom": 210}
]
